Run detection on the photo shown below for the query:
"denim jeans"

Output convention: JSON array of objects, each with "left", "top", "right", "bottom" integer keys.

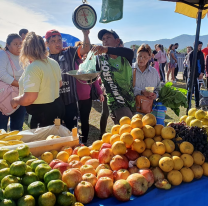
[
  {"left": 187, "top": 78, "right": 200, "bottom": 108},
  {"left": 0, "top": 106, "right": 26, "bottom": 131}
]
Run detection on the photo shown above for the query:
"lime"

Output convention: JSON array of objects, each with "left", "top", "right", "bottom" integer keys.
[
  {"left": 25, "top": 165, "right": 32, "bottom": 173},
  {"left": 20, "top": 154, "right": 36, "bottom": 163},
  {"left": 38, "top": 192, "right": 56, "bottom": 206},
  {"left": 44, "top": 169, "right": 62, "bottom": 185},
  {"left": 1, "top": 175, "right": 20, "bottom": 189},
  {"left": 17, "top": 195, "right": 35, "bottom": 206},
  {"left": 3, "top": 150, "right": 19, "bottom": 164},
  {"left": 27, "top": 181, "right": 45, "bottom": 197},
  {"left": 0, "top": 199, "right": 16, "bottom": 206},
  {"left": 26, "top": 159, "right": 36, "bottom": 166},
  {"left": 0, "top": 168, "right": 10, "bottom": 182},
  {"left": 0, "top": 148, "right": 9, "bottom": 159},
  {"left": 30, "top": 160, "right": 46, "bottom": 172},
  {"left": 47, "top": 180, "right": 64, "bottom": 194},
  {"left": 22, "top": 172, "right": 39, "bottom": 186},
  {"left": 0, "top": 160, "right": 9, "bottom": 170},
  {"left": 16, "top": 145, "right": 30, "bottom": 158},
  {"left": 35, "top": 164, "right": 51, "bottom": 180},
  {"left": 4, "top": 183, "right": 24, "bottom": 200},
  {"left": 57, "top": 192, "right": 76, "bottom": 206},
  {"left": 63, "top": 183, "right": 68, "bottom": 192},
  {"left": 10, "top": 161, "right": 26, "bottom": 177}
]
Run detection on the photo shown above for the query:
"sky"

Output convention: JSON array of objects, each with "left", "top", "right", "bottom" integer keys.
[{"left": 0, "top": 0, "right": 208, "bottom": 44}]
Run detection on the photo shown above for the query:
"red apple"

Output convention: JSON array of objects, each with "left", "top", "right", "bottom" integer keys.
[
  {"left": 62, "top": 168, "right": 82, "bottom": 189},
  {"left": 69, "top": 160, "right": 83, "bottom": 169},
  {"left": 74, "top": 181, "right": 94, "bottom": 204},
  {"left": 110, "top": 155, "right": 129, "bottom": 171},
  {"left": 128, "top": 166, "right": 139, "bottom": 174},
  {"left": 113, "top": 179, "right": 132, "bottom": 202},
  {"left": 114, "top": 169, "right": 130, "bottom": 181},
  {"left": 90, "top": 150, "right": 99, "bottom": 159},
  {"left": 73, "top": 146, "right": 81, "bottom": 155},
  {"left": 85, "top": 159, "right": 99, "bottom": 169},
  {"left": 126, "top": 173, "right": 148, "bottom": 196},
  {"left": 61, "top": 146, "right": 73, "bottom": 156},
  {"left": 98, "top": 148, "right": 114, "bottom": 164},
  {"left": 100, "top": 143, "right": 112, "bottom": 150},
  {"left": 80, "top": 165, "right": 96, "bottom": 176},
  {"left": 82, "top": 173, "right": 97, "bottom": 187},
  {"left": 139, "top": 169, "right": 154, "bottom": 187},
  {"left": 49, "top": 159, "right": 63, "bottom": 169},
  {"left": 96, "top": 164, "right": 111, "bottom": 174},
  {"left": 54, "top": 162, "right": 70, "bottom": 174},
  {"left": 95, "top": 177, "right": 113, "bottom": 199},
  {"left": 125, "top": 149, "right": 140, "bottom": 161},
  {"left": 97, "top": 169, "right": 114, "bottom": 180}
]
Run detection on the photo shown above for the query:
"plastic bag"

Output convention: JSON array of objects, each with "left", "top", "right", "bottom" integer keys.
[
  {"left": 151, "top": 102, "right": 167, "bottom": 126},
  {"left": 77, "top": 51, "right": 96, "bottom": 74},
  {"left": 99, "top": 0, "right": 123, "bottom": 23}
]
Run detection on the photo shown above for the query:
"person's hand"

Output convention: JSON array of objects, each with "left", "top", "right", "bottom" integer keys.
[
  {"left": 148, "top": 93, "right": 157, "bottom": 100},
  {"left": 175, "top": 60, "right": 177, "bottom": 63},
  {"left": 10, "top": 99, "right": 18, "bottom": 109},
  {"left": 92, "top": 46, "right": 108, "bottom": 55},
  {"left": 99, "top": 94, "right": 105, "bottom": 102},
  {"left": 141, "top": 90, "right": 151, "bottom": 97},
  {"left": 199, "top": 73, "right": 204, "bottom": 79},
  {"left": 82, "top": 30, "right": 90, "bottom": 36}
]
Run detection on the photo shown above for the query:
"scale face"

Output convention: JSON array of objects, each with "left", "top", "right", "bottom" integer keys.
[{"left": 72, "top": 4, "right": 97, "bottom": 30}]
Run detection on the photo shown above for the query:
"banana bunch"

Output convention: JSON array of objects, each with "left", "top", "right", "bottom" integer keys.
[
  {"left": 46, "top": 135, "right": 60, "bottom": 140},
  {"left": 0, "top": 130, "right": 24, "bottom": 146}
]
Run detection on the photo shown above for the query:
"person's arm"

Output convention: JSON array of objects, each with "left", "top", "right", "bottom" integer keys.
[
  {"left": 171, "top": 52, "right": 177, "bottom": 62},
  {"left": 79, "top": 30, "right": 91, "bottom": 56},
  {"left": 154, "top": 51, "right": 161, "bottom": 60},
  {"left": 93, "top": 79, "right": 104, "bottom": 102},
  {"left": 205, "top": 56, "right": 208, "bottom": 76},
  {"left": 201, "top": 53, "right": 205, "bottom": 74}
]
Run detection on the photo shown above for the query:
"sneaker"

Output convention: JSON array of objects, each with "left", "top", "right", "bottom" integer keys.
[{"left": 173, "top": 80, "right": 176, "bottom": 83}]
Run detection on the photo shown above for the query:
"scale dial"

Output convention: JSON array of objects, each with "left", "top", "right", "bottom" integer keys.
[{"left": 72, "top": 4, "right": 97, "bottom": 30}]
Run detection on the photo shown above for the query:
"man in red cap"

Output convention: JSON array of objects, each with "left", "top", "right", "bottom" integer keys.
[{"left": 45, "top": 29, "right": 90, "bottom": 131}]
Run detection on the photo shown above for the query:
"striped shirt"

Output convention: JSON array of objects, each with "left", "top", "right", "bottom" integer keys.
[{"left": 49, "top": 47, "right": 78, "bottom": 105}]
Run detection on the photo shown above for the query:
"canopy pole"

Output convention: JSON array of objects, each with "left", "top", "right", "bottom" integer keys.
[{"left": 187, "top": 1, "right": 204, "bottom": 114}]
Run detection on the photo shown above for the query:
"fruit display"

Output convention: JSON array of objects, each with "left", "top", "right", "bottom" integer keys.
[{"left": 0, "top": 131, "right": 24, "bottom": 146}]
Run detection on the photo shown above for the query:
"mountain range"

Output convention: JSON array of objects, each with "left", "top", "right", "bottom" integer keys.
[{"left": 0, "top": 40, "right": 5, "bottom": 48}]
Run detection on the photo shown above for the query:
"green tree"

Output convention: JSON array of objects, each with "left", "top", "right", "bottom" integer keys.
[
  {"left": 130, "top": 45, "right": 140, "bottom": 50},
  {"left": 178, "top": 48, "right": 187, "bottom": 54}
]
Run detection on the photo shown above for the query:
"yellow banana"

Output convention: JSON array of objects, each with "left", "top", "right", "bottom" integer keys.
[
  {"left": 2, "top": 135, "right": 23, "bottom": 141},
  {"left": 6, "top": 131, "right": 19, "bottom": 136},
  {"left": 7, "top": 140, "right": 24, "bottom": 145},
  {"left": 0, "top": 141, "right": 10, "bottom": 146},
  {"left": 0, "top": 134, "right": 8, "bottom": 140}
]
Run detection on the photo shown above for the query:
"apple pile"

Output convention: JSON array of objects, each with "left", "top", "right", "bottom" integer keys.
[{"left": 47, "top": 113, "right": 208, "bottom": 204}]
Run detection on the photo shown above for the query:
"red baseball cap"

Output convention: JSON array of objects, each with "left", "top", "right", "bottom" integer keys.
[{"left": 45, "top": 29, "right": 61, "bottom": 40}]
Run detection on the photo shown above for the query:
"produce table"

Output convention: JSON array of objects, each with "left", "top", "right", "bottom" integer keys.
[{"left": 88, "top": 176, "right": 208, "bottom": 206}]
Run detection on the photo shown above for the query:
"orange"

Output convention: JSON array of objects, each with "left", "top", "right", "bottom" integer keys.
[
  {"left": 119, "top": 116, "right": 131, "bottom": 126},
  {"left": 142, "top": 149, "right": 153, "bottom": 158},
  {"left": 131, "top": 119, "right": 143, "bottom": 129},
  {"left": 110, "top": 134, "right": 120, "bottom": 145},
  {"left": 136, "top": 156, "right": 150, "bottom": 169},
  {"left": 130, "top": 128, "right": 144, "bottom": 140},
  {"left": 144, "top": 138, "right": 155, "bottom": 149},
  {"left": 151, "top": 142, "right": 166, "bottom": 155},
  {"left": 154, "top": 124, "right": 164, "bottom": 136},
  {"left": 60, "top": 146, "right": 73, "bottom": 156},
  {"left": 41, "top": 152, "right": 53, "bottom": 164},
  {"left": 56, "top": 151, "right": 70, "bottom": 163},
  {"left": 119, "top": 124, "right": 132, "bottom": 135},
  {"left": 132, "top": 114, "right": 143, "bottom": 120},
  {"left": 77, "top": 146, "right": 90, "bottom": 157},
  {"left": 68, "top": 155, "right": 80, "bottom": 163},
  {"left": 111, "top": 125, "right": 121, "bottom": 135},
  {"left": 142, "top": 114, "right": 157, "bottom": 126},
  {"left": 92, "top": 140, "right": 103, "bottom": 151},
  {"left": 159, "top": 157, "right": 174, "bottom": 172},
  {"left": 120, "top": 133, "right": 134, "bottom": 148},
  {"left": 111, "top": 141, "right": 127, "bottom": 155},
  {"left": 179, "top": 142, "right": 194, "bottom": 154},
  {"left": 149, "top": 154, "right": 162, "bottom": 167},
  {"left": 154, "top": 136, "right": 163, "bottom": 142},
  {"left": 102, "top": 133, "right": 112, "bottom": 144},
  {"left": 50, "top": 150, "right": 58, "bottom": 159},
  {"left": 171, "top": 151, "right": 181, "bottom": 157},
  {"left": 131, "top": 139, "right": 146, "bottom": 153},
  {"left": 142, "top": 125, "right": 155, "bottom": 138},
  {"left": 80, "top": 156, "right": 92, "bottom": 165}
]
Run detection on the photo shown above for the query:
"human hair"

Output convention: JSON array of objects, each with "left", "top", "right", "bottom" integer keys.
[
  {"left": 187, "top": 46, "right": 193, "bottom": 50},
  {"left": 175, "top": 43, "right": 179, "bottom": 46},
  {"left": 137, "top": 44, "right": 152, "bottom": 56},
  {"left": 119, "top": 39, "right": 123, "bottom": 46},
  {"left": 5, "top": 33, "right": 21, "bottom": 51},
  {"left": 75, "top": 41, "right": 83, "bottom": 47},
  {"left": 20, "top": 32, "right": 48, "bottom": 68},
  {"left": 46, "top": 30, "right": 62, "bottom": 43},
  {"left": 157, "top": 44, "right": 164, "bottom": 52},
  {"left": 19, "top": 29, "right": 28, "bottom": 36},
  {"left": 168, "top": 44, "right": 174, "bottom": 54},
  {"left": 154, "top": 44, "right": 158, "bottom": 49}
]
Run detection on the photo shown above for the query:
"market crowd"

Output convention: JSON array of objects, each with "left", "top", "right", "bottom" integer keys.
[{"left": 0, "top": 28, "right": 207, "bottom": 144}]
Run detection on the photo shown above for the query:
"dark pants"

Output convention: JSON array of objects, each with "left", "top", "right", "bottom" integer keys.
[
  {"left": 26, "top": 97, "right": 65, "bottom": 129},
  {"left": 78, "top": 98, "right": 92, "bottom": 143},
  {"left": 0, "top": 106, "right": 26, "bottom": 131},
  {"left": 174, "top": 65, "right": 179, "bottom": 78},
  {"left": 100, "top": 96, "right": 109, "bottom": 137},
  {"left": 160, "top": 62, "right": 166, "bottom": 82},
  {"left": 187, "top": 78, "right": 200, "bottom": 108},
  {"left": 64, "top": 102, "right": 78, "bottom": 131}
]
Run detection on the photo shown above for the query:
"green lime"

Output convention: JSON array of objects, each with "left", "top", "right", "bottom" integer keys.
[
  {"left": 0, "top": 160, "right": 9, "bottom": 170},
  {"left": 3, "top": 150, "right": 19, "bottom": 164},
  {"left": 47, "top": 180, "right": 64, "bottom": 194},
  {"left": 4, "top": 183, "right": 24, "bottom": 200},
  {"left": 57, "top": 192, "right": 76, "bottom": 206},
  {"left": 17, "top": 195, "right": 35, "bottom": 206},
  {"left": 38, "top": 192, "right": 56, "bottom": 206},
  {"left": 35, "top": 164, "right": 51, "bottom": 180},
  {"left": 63, "top": 183, "right": 68, "bottom": 192},
  {"left": 26, "top": 159, "right": 36, "bottom": 166},
  {"left": 27, "top": 181, "right": 45, "bottom": 197},
  {"left": 30, "top": 160, "right": 46, "bottom": 172},
  {"left": 0, "top": 168, "right": 10, "bottom": 182},
  {"left": 10, "top": 161, "right": 26, "bottom": 177},
  {"left": 16, "top": 145, "right": 30, "bottom": 158},
  {"left": 0, "top": 199, "right": 16, "bottom": 206},
  {"left": 20, "top": 154, "right": 36, "bottom": 163},
  {"left": 1, "top": 175, "right": 20, "bottom": 189},
  {"left": 25, "top": 165, "right": 32, "bottom": 173},
  {"left": 0, "top": 148, "right": 9, "bottom": 159},
  {"left": 22, "top": 172, "right": 39, "bottom": 186},
  {"left": 44, "top": 169, "right": 62, "bottom": 185}
]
